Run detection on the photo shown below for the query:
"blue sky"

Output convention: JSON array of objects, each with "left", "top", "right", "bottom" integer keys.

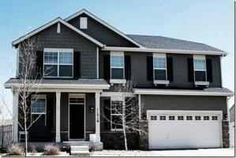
[{"left": 0, "top": 0, "right": 234, "bottom": 118}]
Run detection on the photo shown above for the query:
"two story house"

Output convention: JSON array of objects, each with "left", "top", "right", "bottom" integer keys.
[{"left": 5, "top": 9, "right": 233, "bottom": 150}]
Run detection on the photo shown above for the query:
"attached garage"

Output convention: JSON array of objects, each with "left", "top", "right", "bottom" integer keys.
[{"left": 147, "top": 110, "right": 222, "bottom": 149}]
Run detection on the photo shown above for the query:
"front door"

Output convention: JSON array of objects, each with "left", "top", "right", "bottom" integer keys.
[{"left": 69, "top": 94, "right": 85, "bottom": 139}]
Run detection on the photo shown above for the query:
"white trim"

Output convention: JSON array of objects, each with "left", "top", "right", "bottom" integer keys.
[
  {"left": 195, "top": 81, "right": 210, "bottom": 86},
  {"left": 55, "top": 91, "right": 61, "bottom": 142},
  {"left": 96, "top": 47, "right": 99, "bottom": 79},
  {"left": 43, "top": 48, "right": 74, "bottom": 78},
  {"left": 65, "top": 9, "right": 143, "bottom": 48},
  {"left": 57, "top": 23, "right": 61, "bottom": 33},
  {"left": 193, "top": 55, "right": 206, "bottom": 60},
  {"left": 102, "top": 46, "right": 227, "bottom": 56},
  {"left": 12, "top": 18, "right": 104, "bottom": 47},
  {"left": 153, "top": 80, "right": 169, "bottom": 85},
  {"left": 101, "top": 92, "right": 135, "bottom": 98},
  {"left": 134, "top": 88, "right": 233, "bottom": 96},
  {"left": 138, "top": 94, "right": 141, "bottom": 120},
  {"left": 95, "top": 92, "right": 101, "bottom": 142},
  {"left": 16, "top": 47, "right": 19, "bottom": 77},
  {"left": 110, "top": 79, "right": 126, "bottom": 85},
  {"left": 6, "top": 83, "right": 110, "bottom": 90},
  {"left": 12, "top": 90, "right": 19, "bottom": 142},
  {"left": 68, "top": 93, "right": 86, "bottom": 140}
]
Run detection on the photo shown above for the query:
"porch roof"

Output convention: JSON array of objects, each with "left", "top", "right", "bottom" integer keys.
[{"left": 4, "top": 78, "right": 110, "bottom": 91}]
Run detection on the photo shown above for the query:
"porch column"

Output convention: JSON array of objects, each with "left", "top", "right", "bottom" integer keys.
[
  {"left": 12, "top": 90, "right": 19, "bottom": 142},
  {"left": 95, "top": 91, "right": 101, "bottom": 142},
  {"left": 55, "top": 91, "right": 61, "bottom": 142}
]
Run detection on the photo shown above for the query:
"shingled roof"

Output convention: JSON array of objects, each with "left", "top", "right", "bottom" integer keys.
[{"left": 127, "top": 34, "right": 223, "bottom": 52}]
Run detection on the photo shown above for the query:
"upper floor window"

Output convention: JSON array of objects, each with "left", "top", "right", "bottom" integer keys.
[
  {"left": 43, "top": 48, "right": 73, "bottom": 78},
  {"left": 153, "top": 53, "right": 169, "bottom": 85},
  {"left": 110, "top": 52, "right": 124, "bottom": 80},
  {"left": 80, "top": 17, "right": 87, "bottom": 29},
  {"left": 193, "top": 55, "right": 207, "bottom": 82}
]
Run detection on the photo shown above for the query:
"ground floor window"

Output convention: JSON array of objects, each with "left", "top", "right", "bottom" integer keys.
[
  {"left": 31, "top": 95, "right": 47, "bottom": 126},
  {"left": 110, "top": 100, "right": 123, "bottom": 131}
]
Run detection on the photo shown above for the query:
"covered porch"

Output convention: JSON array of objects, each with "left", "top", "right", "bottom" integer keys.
[{"left": 4, "top": 79, "right": 110, "bottom": 144}]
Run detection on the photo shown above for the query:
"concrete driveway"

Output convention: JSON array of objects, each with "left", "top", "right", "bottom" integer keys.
[{"left": 91, "top": 148, "right": 234, "bottom": 156}]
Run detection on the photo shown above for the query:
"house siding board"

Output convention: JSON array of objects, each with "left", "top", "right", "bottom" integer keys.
[
  {"left": 141, "top": 95, "right": 227, "bottom": 116},
  {"left": 18, "top": 23, "right": 98, "bottom": 79},
  {"left": 86, "top": 93, "right": 95, "bottom": 133},
  {"left": 207, "top": 55, "right": 222, "bottom": 87},
  {"left": 68, "top": 13, "right": 137, "bottom": 47}
]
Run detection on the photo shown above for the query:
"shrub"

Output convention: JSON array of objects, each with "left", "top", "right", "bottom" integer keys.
[
  {"left": 7, "top": 144, "right": 24, "bottom": 155},
  {"left": 44, "top": 145, "right": 60, "bottom": 155}
]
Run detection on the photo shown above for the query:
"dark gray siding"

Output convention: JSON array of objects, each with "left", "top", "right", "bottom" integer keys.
[
  {"left": 86, "top": 93, "right": 95, "bottom": 133},
  {"left": 68, "top": 13, "right": 138, "bottom": 47},
  {"left": 141, "top": 95, "right": 227, "bottom": 116},
  {"left": 19, "top": 23, "right": 98, "bottom": 79},
  {"left": 99, "top": 52, "right": 222, "bottom": 88}
]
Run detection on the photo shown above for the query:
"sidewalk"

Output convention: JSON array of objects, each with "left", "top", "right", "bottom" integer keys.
[{"left": 91, "top": 148, "right": 234, "bottom": 156}]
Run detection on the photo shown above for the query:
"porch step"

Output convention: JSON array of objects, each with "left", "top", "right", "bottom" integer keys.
[{"left": 70, "top": 145, "right": 90, "bottom": 156}]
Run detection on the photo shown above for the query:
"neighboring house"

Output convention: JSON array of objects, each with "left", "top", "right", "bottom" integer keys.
[
  {"left": 229, "top": 104, "right": 235, "bottom": 147},
  {"left": 4, "top": 9, "right": 233, "bottom": 150}
]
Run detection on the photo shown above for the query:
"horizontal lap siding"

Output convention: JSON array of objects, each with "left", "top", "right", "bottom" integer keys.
[
  {"left": 68, "top": 13, "right": 137, "bottom": 47},
  {"left": 19, "top": 23, "right": 98, "bottom": 79},
  {"left": 141, "top": 95, "right": 227, "bottom": 117}
]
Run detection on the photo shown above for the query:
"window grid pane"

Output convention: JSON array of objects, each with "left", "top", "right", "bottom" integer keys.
[
  {"left": 153, "top": 57, "right": 166, "bottom": 69},
  {"left": 194, "top": 59, "right": 206, "bottom": 71},
  {"left": 31, "top": 99, "right": 46, "bottom": 113},
  {"left": 111, "top": 56, "right": 124, "bottom": 68},
  {"left": 44, "top": 52, "right": 58, "bottom": 64},
  {"left": 59, "top": 52, "right": 73, "bottom": 64}
]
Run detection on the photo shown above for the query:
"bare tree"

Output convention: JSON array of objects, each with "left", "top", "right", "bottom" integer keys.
[
  {"left": 16, "top": 38, "right": 43, "bottom": 156},
  {"left": 103, "top": 81, "right": 146, "bottom": 150}
]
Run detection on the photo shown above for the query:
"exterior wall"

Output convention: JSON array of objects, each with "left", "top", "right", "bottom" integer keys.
[
  {"left": 141, "top": 95, "right": 227, "bottom": 117},
  {"left": 100, "top": 51, "right": 222, "bottom": 88},
  {"left": 18, "top": 23, "right": 98, "bottom": 79},
  {"left": 68, "top": 13, "right": 138, "bottom": 47}
]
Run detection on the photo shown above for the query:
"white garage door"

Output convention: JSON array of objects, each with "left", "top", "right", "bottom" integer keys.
[{"left": 147, "top": 110, "right": 222, "bottom": 149}]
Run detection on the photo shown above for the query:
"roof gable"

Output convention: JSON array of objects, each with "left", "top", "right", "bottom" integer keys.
[
  {"left": 65, "top": 9, "right": 143, "bottom": 48},
  {"left": 12, "top": 18, "right": 104, "bottom": 47}
]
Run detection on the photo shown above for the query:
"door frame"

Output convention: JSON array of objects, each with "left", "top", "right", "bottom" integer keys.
[{"left": 68, "top": 93, "right": 86, "bottom": 140}]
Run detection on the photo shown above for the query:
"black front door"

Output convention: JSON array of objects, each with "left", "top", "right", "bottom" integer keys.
[{"left": 69, "top": 104, "right": 84, "bottom": 139}]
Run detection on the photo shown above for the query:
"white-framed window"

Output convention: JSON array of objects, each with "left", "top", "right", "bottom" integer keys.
[
  {"left": 43, "top": 48, "right": 73, "bottom": 78},
  {"left": 31, "top": 95, "right": 47, "bottom": 126},
  {"left": 193, "top": 55, "right": 207, "bottom": 82},
  {"left": 110, "top": 100, "right": 123, "bottom": 131},
  {"left": 153, "top": 53, "right": 169, "bottom": 84},
  {"left": 110, "top": 52, "right": 125, "bottom": 80},
  {"left": 80, "top": 17, "right": 87, "bottom": 29}
]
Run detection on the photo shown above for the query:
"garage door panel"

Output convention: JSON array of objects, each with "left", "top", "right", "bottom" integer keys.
[{"left": 148, "top": 110, "right": 222, "bottom": 149}]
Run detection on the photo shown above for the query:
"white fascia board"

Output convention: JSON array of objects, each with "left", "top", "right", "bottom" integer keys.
[
  {"left": 64, "top": 9, "right": 143, "bottom": 48},
  {"left": 5, "top": 83, "right": 110, "bottom": 90},
  {"left": 134, "top": 88, "right": 234, "bottom": 97},
  {"left": 102, "top": 46, "right": 227, "bottom": 56},
  {"left": 12, "top": 18, "right": 104, "bottom": 47}
]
